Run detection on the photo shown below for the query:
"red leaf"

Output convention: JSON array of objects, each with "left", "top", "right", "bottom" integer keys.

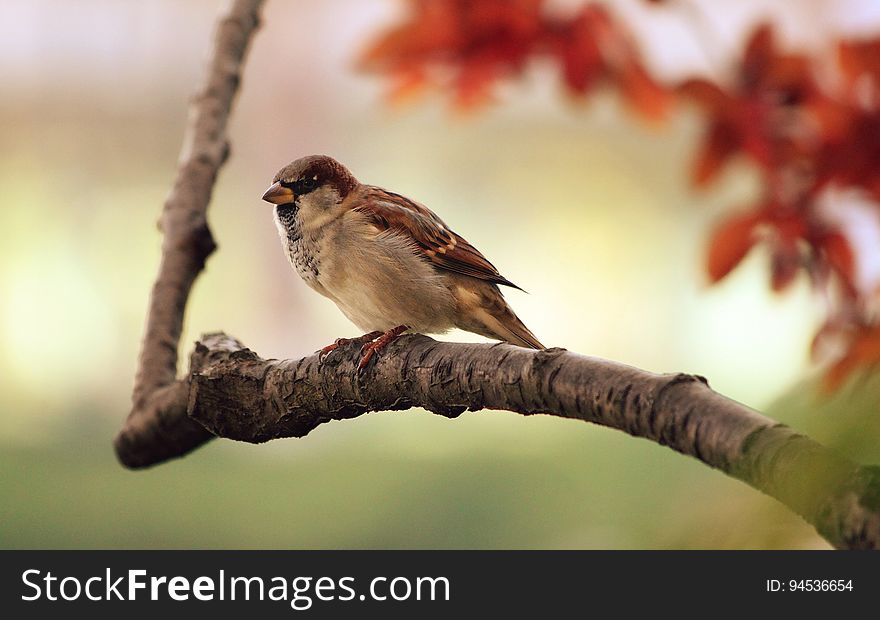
[
  {"left": 557, "top": 13, "right": 604, "bottom": 94},
  {"left": 385, "top": 68, "right": 429, "bottom": 106},
  {"left": 360, "top": 0, "right": 544, "bottom": 109},
  {"left": 770, "top": 238, "right": 801, "bottom": 292},
  {"left": 707, "top": 211, "right": 763, "bottom": 282},
  {"left": 454, "top": 57, "right": 499, "bottom": 109},
  {"left": 810, "top": 320, "right": 843, "bottom": 362},
  {"left": 819, "top": 231, "right": 856, "bottom": 293},
  {"left": 839, "top": 38, "right": 880, "bottom": 88},
  {"left": 693, "top": 122, "right": 739, "bottom": 187},
  {"left": 742, "top": 24, "right": 775, "bottom": 88},
  {"left": 359, "top": 1, "right": 459, "bottom": 69},
  {"left": 618, "top": 61, "right": 670, "bottom": 123},
  {"left": 560, "top": 46, "right": 603, "bottom": 94},
  {"left": 825, "top": 324, "right": 880, "bottom": 390},
  {"left": 677, "top": 78, "right": 727, "bottom": 109}
]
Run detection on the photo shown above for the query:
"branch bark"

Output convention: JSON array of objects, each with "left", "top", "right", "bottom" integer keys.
[
  {"left": 114, "top": 0, "right": 880, "bottom": 550},
  {"left": 115, "top": 0, "right": 265, "bottom": 467},
  {"left": 163, "top": 332, "right": 877, "bottom": 550}
]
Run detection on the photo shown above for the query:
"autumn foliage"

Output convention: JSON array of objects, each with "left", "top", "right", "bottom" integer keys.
[{"left": 361, "top": 0, "right": 880, "bottom": 389}]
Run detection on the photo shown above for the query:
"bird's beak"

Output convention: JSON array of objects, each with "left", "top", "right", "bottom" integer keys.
[{"left": 261, "top": 182, "right": 295, "bottom": 205}]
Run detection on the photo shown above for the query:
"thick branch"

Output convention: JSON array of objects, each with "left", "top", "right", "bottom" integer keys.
[
  {"left": 154, "top": 332, "right": 878, "bottom": 550},
  {"left": 115, "top": 0, "right": 265, "bottom": 467}
]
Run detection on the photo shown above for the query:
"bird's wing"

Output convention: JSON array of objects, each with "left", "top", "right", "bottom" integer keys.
[{"left": 350, "top": 186, "right": 523, "bottom": 290}]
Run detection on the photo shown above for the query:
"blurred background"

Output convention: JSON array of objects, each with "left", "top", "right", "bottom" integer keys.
[{"left": 2, "top": 0, "right": 880, "bottom": 549}]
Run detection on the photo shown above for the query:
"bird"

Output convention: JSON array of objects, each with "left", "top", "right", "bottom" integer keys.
[{"left": 261, "top": 155, "right": 544, "bottom": 369}]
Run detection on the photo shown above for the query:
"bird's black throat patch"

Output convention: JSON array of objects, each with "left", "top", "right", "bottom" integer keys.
[
  {"left": 276, "top": 203, "right": 302, "bottom": 246},
  {"left": 275, "top": 202, "right": 298, "bottom": 223}
]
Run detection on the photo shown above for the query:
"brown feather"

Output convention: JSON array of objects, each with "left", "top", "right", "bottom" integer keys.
[
  {"left": 350, "top": 186, "right": 524, "bottom": 290},
  {"left": 449, "top": 276, "right": 544, "bottom": 349}
]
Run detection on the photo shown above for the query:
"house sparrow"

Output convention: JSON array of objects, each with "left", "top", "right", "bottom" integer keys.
[{"left": 261, "top": 155, "right": 543, "bottom": 369}]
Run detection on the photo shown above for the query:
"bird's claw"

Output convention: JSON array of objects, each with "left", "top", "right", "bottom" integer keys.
[
  {"left": 317, "top": 327, "right": 407, "bottom": 372},
  {"left": 356, "top": 325, "right": 408, "bottom": 374},
  {"left": 317, "top": 332, "right": 385, "bottom": 365},
  {"left": 317, "top": 339, "right": 345, "bottom": 364},
  {"left": 357, "top": 343, "right": 378, "bottom": 373}
]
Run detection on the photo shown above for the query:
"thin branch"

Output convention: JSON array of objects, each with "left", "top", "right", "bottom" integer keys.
[{"left": 114, "top": 0, "right": 265, "bottom": 467}]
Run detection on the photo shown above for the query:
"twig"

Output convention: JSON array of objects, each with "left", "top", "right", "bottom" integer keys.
[{"left": 115, "top": 0, "right": 266, "bottom": 467}]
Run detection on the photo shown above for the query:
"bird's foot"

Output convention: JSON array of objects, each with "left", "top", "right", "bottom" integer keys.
[
  {"left": 358, "top": 325, "right": 409, "bottom": 372},
  {"left": 318, "top": 331, "right": 383, "bottom": 362}
]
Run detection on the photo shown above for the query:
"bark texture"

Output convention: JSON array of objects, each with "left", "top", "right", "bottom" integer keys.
[
  {"left": 115, "top": 0, "right": 265, "bottom": 467},
  {"left": 115, "top": 0, "right": 880, "bottom": 551},
  {"left": 176, "top": 332, "right": 879, "bottom": 550}
]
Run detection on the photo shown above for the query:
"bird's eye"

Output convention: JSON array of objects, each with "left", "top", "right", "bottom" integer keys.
[{"left": 299, "top": 176, "right": 318, "bottom": 192}]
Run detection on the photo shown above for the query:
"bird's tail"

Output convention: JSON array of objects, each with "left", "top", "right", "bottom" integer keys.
[
  {"left": 491, "top": 307, "right": 545, "bottom": 349},
  {"left": 455, "top": 282, "right": 545, "bottom": 349}
]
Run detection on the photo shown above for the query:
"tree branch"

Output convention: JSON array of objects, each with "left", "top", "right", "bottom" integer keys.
[
  {"left": 126, "top": 330, "right": 880, "bottom": 550},
  {"left": 114, "top": 0, "right": 265, "bottom": 467}
]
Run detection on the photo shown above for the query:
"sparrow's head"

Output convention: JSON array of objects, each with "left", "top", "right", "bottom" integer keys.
[{"left": 261, "top": 155, "right": 358, "bottom": 225}]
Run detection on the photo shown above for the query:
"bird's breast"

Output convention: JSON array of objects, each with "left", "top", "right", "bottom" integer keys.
[
  {"left": 274, "top": 206, "right": 323, "bottom": 286},
  {"left": 273, "top": 209, "right": 458, "bottom": 334}
]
